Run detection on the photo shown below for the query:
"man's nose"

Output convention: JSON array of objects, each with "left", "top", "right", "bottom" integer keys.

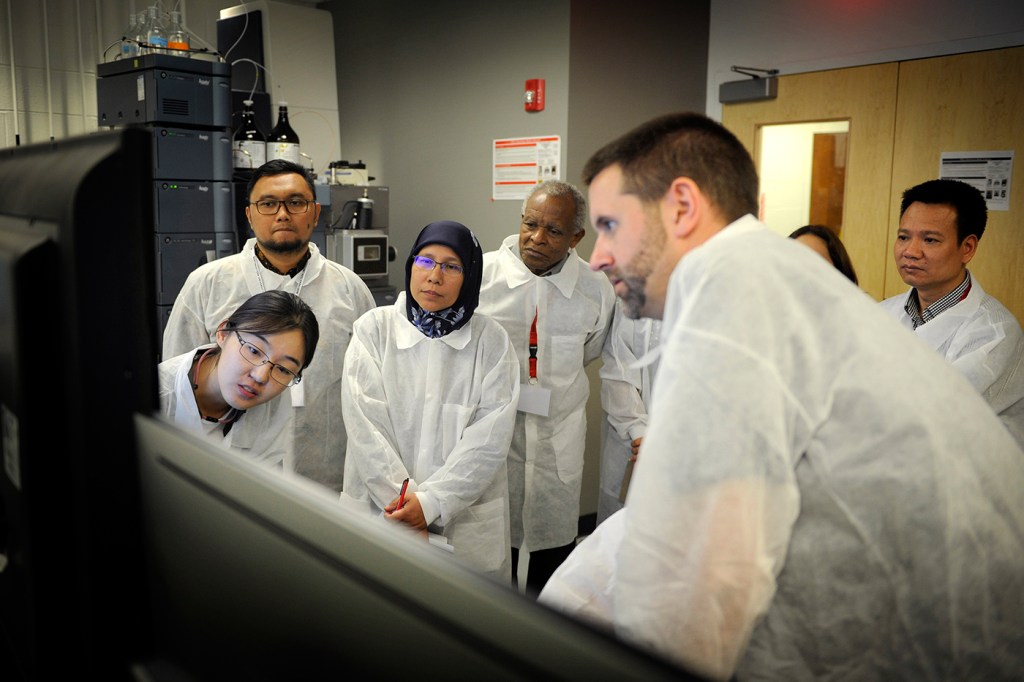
[
  {"left": 589, "top": 234, "right": 613, "bottom": 271},
  {"left": 903, "top": 239, "right": 922, "bottom": 257}
]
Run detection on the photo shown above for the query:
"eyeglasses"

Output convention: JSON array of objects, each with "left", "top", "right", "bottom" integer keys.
[
  {"left": 250, "top": 198, "right": 313, "bottom": 215},
  {"left": 412, "top": 255, "right": 464, "bottom": 276},
  {"left": 234, "top": 331, "right": 302, "bottom": 387}
]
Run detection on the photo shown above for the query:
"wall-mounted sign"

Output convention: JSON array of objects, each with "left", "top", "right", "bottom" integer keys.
[
  {"left": 939, "top": 150, "right": 1013, "bottom": 211},
  {"left": 492, "top": 135, "right": 561, "bottom": 201}
]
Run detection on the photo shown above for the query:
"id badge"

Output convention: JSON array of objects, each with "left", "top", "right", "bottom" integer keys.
[{"left": 518, "top": 382, "right": 551, "bottom": 417}]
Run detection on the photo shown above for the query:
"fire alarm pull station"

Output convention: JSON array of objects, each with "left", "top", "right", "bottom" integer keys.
[{"left": 524, "top": 79, "right": 545, "bottom": 112}]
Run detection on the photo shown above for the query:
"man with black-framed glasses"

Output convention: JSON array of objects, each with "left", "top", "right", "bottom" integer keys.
[{"left": 163, "top": 159, "right": 376, "bottom": 492}]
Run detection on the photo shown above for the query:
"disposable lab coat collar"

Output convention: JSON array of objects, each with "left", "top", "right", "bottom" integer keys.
[
  {"left": 497, "top": 234, "right": 580, "bottom": 299},
  {"left": 630, "top": 344, "right": 662, "bottom": 371},
  {"left": 707, "top": 213, "right": 763, "bottom": 243},
  {"left": 393, "top": 292, "right": 473, "bottom": 351},
  {"left": 661, "top": 213, "right": 765, "bottom": 343},
  {"left": 901, "top": 271, "right": 982, "bottom": 347},
  {"left": 242, "top": 237, "right": 328, "bottom": 287}
]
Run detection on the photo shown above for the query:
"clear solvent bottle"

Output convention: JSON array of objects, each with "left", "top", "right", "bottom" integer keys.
[
  {"left": 167, "top": 11, "right": 190, "bottom": 57},
  {"left": 134, "top": 11, "right": 149, "bottom": 55},
  {"left": 146, "top": 7, "right": 168, "bottom": 55},
  {"left": 119, "top": 12, "right": 139, "bottom": 59}
]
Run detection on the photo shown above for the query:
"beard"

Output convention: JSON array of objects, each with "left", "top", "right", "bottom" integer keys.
[
  {"left": 258, "top": 235, "right": 307, "bottom": 254},
  {"left": 617, "top": 206, "right": 668, "bottom": 319},
  {"left": 618, "top": 273, "right": 649, "bottom": 319}
]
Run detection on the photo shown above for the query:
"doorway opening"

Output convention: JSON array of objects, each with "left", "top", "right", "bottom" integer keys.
[{"left": 757, "top": 120, "right": 849, "bottom": 239}]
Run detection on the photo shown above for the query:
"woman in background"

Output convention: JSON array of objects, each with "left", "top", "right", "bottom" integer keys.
[
  {"left": 342, "top": 220, "right": 519, "bottom": 582},
  {"left": 788, "top": 224, "right": 859, "bottom": 285},
  {"left": 159, "top": 290, "right": 319, "bottom": 467}
]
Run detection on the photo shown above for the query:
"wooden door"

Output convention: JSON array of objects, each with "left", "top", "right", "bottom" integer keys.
[
  {"left": 722, "top": 63, "right": 899, "bottom": 300},
  {"left": 723, "top": 48, "right": 1024, "bottom": 324},
  {"left": 888, "top": 46, "right": 1024, "bottom": 323}
]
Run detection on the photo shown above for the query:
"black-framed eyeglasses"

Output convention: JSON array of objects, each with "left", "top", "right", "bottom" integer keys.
[
  {"left": 234, "top": 331, "right": 302, "bottom": 387},
  {"left": 412, "top": 255, "right": 464, "bottom": 276},
  {"left": 250, "top": 198, "right": 313, "bottom": 215}
]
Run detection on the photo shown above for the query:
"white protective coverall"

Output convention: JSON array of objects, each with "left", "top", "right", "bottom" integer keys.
[
  {"left": 478, "top": 234, "right": 616, "bottom": 551},
  {"left": 540, "top": 216, "right": 1024, "bottom": 680},
  {"left": 341, "top": 293, "right": 520, "bottom": 581},
  {"left": 158, "top": 345, "right": 292, "bottom": 465},
  {"left": 163, "top": 238, "right": 376, "bottom": 491},
  {"left": 597, "top": 310, "right": 661, "bottom": 525},
  {"left": 880, "top": 276, "right": 1024, "bottom": 447}
]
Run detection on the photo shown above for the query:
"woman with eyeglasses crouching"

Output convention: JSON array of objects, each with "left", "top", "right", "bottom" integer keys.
[
  {"left": 158, "top": 290, "right": 319, "bottom": 467},
  {"left": 341, "top": 221, "right": 520, "bottom": 583}
]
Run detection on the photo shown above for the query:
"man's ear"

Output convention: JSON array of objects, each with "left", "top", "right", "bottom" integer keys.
[
  {"left": 960, "top": 233, "right": 979, "bottom": 265},
  {"left": 569, "top": 227, "right": 585, "bottom": 249},
  {"left": 665, "top": 177, "right": 701, "bottom": 239}
]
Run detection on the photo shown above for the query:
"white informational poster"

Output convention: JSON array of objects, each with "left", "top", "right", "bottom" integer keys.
[
  {"left": 492, "top": 135, "right": 561, "bottom": 201},
  {"left": 939, "top": 150, "right": 1013, "bottom": 211}
]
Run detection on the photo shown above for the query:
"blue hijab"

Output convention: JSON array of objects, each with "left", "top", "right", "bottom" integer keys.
[{"left": 404, "top": 220, "right": 483, "bottom": 338}]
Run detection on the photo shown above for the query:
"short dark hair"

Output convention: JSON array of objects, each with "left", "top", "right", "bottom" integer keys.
[
  {"left": 899, "top": 179, "right": 987, "bottom": 243},
  {"left": 788, "top": 224, "right": 859, "bottom": 285},
  {"left": 582, "top": 112, "right": 758, "bottom": 223},
  {"left": 246, "top": 159, "right": 317, "bottom": 202},
  {"left": 221, "top": 290, "right": 320, "bottom": 371}
]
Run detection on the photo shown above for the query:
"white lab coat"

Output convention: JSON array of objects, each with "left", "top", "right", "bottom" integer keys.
[
  {"left": 341, "top": 293, "right": 520, "bottom": 581},
  {"left": 540, "top": 216, "right": 1024, "bottom": 680},
  {"left": 597, "top": 310, "right": 661, "bottom": 525},
  {"left": 158, "top": 345, "right": 293, "bottom": 465},
  {"left": 478, "top": 234, "right": 616, "bottom": 550},
  {"left": 880, "top": 277, "right": 1024, "bottom": 447},
  {"left": 162, "top": 238, "right": 376, "bottom": 491}
]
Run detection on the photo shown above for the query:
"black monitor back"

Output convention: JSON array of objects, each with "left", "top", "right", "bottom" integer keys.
[
  {"left": 132, "top": 414, "right": 700, "bottom": 681},
  {"left": 0, "top": 128, "right": 158, "bottom": 680}
]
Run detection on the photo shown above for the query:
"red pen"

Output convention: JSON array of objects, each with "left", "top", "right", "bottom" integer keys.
[{"left": 396, "top": 478, "right": 409, "bottom": 511}]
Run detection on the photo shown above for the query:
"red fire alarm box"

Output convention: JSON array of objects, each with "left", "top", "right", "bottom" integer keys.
[{"left": 524, "top": 78, "right": 545, "bottom": 112}]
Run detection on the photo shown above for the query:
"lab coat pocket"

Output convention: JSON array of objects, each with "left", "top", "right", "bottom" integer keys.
[
  {"left": 446, "top": 496, "right": 507, "bottom": 574},
  {"left": 551, "top": 334, "right": 585, "bottom": 385},
  {"left": 440, "top": 402, "right": 473, "bottom": 459}
]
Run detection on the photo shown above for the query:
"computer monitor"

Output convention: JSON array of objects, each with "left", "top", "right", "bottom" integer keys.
[
  {"left": 0, "top": 128, "right": 159, "bottom": 679},
  {"left": 0, "top": 128, "right": 703, "bottom": 682},
  {"left": 131, "top": 413, "right": 697, "bottom": 680}
]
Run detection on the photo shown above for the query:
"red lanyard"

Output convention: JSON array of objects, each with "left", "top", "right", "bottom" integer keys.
[{"left": 529, "top": 310, "right": 538, "bottom": 384}]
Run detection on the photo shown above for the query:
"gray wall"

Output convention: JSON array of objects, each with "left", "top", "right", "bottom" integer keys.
[
  {"left": 324, "top": 0, "right": 572, "bottom": 273},
  {"left": 323, "top": 0, "right": 710, "bottom": 280}
]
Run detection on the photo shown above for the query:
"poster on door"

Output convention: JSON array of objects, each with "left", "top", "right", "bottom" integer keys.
[
  {"left": 939, "top": 150, "right": 1013, "bottom": 211},
  {"left": 492, "top": 135, "right": 561, "bottom": 201}
]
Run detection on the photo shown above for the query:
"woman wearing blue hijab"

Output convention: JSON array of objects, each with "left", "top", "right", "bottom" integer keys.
[{"left": 341, "top": 221, "right": 520, "bottom": 582}]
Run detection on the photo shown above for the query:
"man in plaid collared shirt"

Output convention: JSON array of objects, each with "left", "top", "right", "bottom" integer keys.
[{"left": 880, "top": 178, "right": 1023, "bottom": 447}]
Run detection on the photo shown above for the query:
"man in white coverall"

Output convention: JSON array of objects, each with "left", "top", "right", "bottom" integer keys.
[
  {"left": 163, "top": 160, "right": 376, "bottom": 492},
  {"left": 477, "top": 179, "right": 616, "bottom": 597},
  {"left": 538, "top": 112, "right": 1024, "bottom": 680},
  {"left": 880, "top": 178, "right": 1024, "bottom": 447},
  {"left": 596, "top": 308, "right": 660, "bottom": 525}
]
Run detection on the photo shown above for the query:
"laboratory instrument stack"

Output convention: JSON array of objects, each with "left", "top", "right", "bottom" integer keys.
[{"left": 97, "top": 52, "right": 236, "bottom": 352}]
